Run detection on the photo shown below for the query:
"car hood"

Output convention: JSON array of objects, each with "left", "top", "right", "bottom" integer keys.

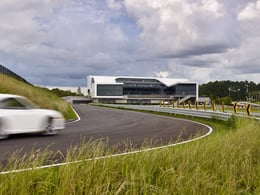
[
  {"left": 0, "top": 108, "right": 64, "bottom": 118},
  {"left": 36, "top": 109, "right": 64, "bottom": 117}
]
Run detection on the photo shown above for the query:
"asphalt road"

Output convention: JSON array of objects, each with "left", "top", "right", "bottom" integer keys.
[{"left": 0, "top": 105, "right": 209, "bottom": 163}]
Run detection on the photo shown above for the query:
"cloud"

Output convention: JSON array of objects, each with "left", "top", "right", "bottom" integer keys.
[
  {"left": 124, "top": 0, "right": 260, "bottom": 83},
  {"left": 106, "top": 0, "right": 122, "bottom": 10},
  {"left": 0, "top": 0, "right": 260, "bottom": 86},
  {"left": 0, "top": 0, "right": 132, "bottom": 85},
  {"left": 154, "top": 71, "right": 171, "bottom": 78},
  {"left": 125, "top": 0, "right": 240, "bottom": 58},
  {"left": 237, "top": 0, "right": 260, "bottom": 21}
]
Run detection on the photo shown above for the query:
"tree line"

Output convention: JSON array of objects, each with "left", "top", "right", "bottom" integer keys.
[{"left": 199, "top": 80, "right": 260, "bottom": 104}]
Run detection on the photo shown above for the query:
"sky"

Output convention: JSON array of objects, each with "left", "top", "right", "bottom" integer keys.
[{"left": 0, "top": 0, "right": 260, "bottom": 86}]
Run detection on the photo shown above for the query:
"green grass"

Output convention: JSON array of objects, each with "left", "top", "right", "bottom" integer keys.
[
  {"left": 1, "top": 75, "right": 260, "bottom": 193},
  {"left": 0, "top": 115, "right": 260, "bottom": 194},
  {"left": 0, "top": 74, "right": 77, "bottom": 120}
]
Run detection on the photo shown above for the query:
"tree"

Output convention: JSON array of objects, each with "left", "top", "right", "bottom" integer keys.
[{"left": 199, "top": 80, "right": 260, "bottom": 102}]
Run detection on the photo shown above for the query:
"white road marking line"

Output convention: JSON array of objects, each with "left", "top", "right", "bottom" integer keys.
[
  {"left": 0, "top": 121, "right": 213, "bottom": 175},
  {"left": 66, "top": 105, "right": 81, "bottom": 124}
]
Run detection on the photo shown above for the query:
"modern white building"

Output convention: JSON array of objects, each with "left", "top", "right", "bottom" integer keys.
[{"left": 87, "top": 75, "right": 198, "bottom": 104}]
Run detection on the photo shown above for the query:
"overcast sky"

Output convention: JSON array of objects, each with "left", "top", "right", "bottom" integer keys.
[{"left": 1, "top": 0, "right": 260, "bottom": 86}]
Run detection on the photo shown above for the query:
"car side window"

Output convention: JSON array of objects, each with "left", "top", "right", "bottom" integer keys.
[{"left": 1, "top": 98, "right": 27, "bottom": 109}]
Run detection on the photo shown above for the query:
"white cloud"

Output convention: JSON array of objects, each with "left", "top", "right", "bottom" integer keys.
[
  {"left": 125, "top": 0, "right": 238, "bottom": 58},
  {"left": 123, "top": 0, "right": 260, "bottom": 83},
  {"left": 154, "top": 71, "right": 171, "bottom": 78},
  {"left": 0, "top": 0, "right": 260, "bottom": 86},
  {"left": 0, "top": 0, "right": 70, "bottom": 53},
  {"left": 106, "top": 0, "right": 122, "bottom": 10},
  {"left": 202, "top": 0, "right": 225, "bottom": 17},
  {"left": 0, "top": 0, "right": 130, "bottom": 85},
  {"left": 237, "top": 0, "right": 260, "bottom": 21}
]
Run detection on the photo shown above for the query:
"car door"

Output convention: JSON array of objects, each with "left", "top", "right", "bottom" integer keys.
[{"left": 2, "top": 98, "right": 42, "bottom": 133}]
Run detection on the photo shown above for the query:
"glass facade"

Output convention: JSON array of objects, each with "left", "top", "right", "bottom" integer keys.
[
  {"left": 116, "top": 78, "right": 166, "bottom": 96},
  {"left": 115, "top": 78, "right": 196, "bottom": 97},
  {"left": 175, "top": 84, "right": 197, "bottom": 96},
  {"left": 97, "top": 84, "right": 123, "bottom": 96}
]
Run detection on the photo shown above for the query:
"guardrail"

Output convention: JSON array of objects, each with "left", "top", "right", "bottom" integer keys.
[
  {"left": 101, "top": 104, "right": 260, "bottom": 121},
  {"left": 103, "top": 104, "right": 234, "bottom": 121}
]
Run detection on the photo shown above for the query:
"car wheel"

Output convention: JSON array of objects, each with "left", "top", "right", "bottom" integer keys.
[
  {"left": 0, "top": 119, "right": 9, "bottom": 140},
  {"left": 42, "top": 117, "right": 58, "bottom": 136}
]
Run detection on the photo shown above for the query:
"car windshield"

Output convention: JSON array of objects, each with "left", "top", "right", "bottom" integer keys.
[
  {"left": 0, "top": 97, "right": 38, "bottom": 109},
  {"left": 16, "top": 97, "right": 38, "bottom": 109}
]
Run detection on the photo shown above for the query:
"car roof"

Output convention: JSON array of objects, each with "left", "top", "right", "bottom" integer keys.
[{"left": 0, "top": 94, "right": 23, "bottom": 101}]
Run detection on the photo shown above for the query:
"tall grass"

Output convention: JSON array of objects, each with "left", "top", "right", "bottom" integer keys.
[
  {"left": 0, "top": 118, "right": 259, "bottom": 194},
  {"left": 0, "top": 74, "right": 76, "bottom": 120}
]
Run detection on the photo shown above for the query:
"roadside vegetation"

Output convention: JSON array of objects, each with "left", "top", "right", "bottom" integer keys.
[
  {"left": 199, "top": 80, "right": 260, "bottom": 103},
  {"left": 1, "top": 74, "right": 260, "bottom": 193},
  {"left": 47, "top": 87, "right": 83, "bottom": 97},
  {"left": 0, "top": 74, "right": 77, "bottom": 120},
  {"left": 0, "top": 113, "right": 259, "bottom": 194}
]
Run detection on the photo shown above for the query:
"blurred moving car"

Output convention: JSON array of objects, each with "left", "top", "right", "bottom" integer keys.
[{"left": 0, "top": 94, "right": 65, "bottom": 139}]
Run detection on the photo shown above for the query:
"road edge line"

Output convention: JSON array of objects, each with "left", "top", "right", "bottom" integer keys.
[{"left": 0, "top": 122, "right": 213, "bottom": 175}]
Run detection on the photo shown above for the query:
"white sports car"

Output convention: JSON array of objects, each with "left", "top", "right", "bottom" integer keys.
[{"left": 0, "top": 94, "right": 65, "bottom": 139}]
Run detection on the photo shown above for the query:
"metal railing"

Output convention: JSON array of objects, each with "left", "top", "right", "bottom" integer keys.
[{"left": 102, "top": 104, "right": 260, "bottom": 121}]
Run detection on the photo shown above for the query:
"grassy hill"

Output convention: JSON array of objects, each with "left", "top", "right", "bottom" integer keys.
[
  {"left": 0, "top": 116, "right": 260, "bottom": 194},
  {"left": 0, "top": 74, "right": 77, "bottom": 120}
]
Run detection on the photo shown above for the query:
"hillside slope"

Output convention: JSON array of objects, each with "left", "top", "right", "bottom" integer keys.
[
  {"left": 0, "top": 64, "right": 30, "bottom": 84},
  {"left": 0, "top": 74, "right": 76, "bottom": 120}
]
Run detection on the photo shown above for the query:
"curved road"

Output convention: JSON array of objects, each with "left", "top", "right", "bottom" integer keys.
[{"left": 0, "top": 105, "right": 210, "bottom": 162}]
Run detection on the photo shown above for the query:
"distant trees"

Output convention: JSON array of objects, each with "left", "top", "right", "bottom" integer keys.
[
  {"left": 215, "top": 96, "right": 232, "bottom": 105},
  {"left": 199, "top": 80, "right": 260, "bottom": 102},
  {"left": 50, "top": 88, "right": 82, "bottom": 97},
  {"left": 39, "top": 87, "right": 81, "bottom": 97}
]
